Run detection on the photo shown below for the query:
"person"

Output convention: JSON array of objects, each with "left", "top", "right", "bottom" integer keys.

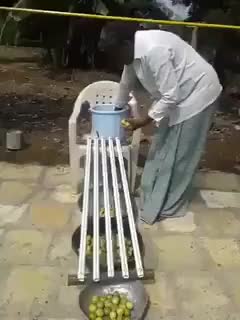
[{"left": 99, "top": 22, "right": 222, "bottom": 224}]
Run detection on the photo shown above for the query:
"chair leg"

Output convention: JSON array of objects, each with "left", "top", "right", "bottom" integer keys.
[{"left": 69, "top": 146, "right": 81, "bottom": 194}]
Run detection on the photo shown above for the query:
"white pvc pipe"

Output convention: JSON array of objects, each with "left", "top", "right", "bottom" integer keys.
[
  {"left": 108, "top": 138, "right": 129, "bottom": 279},
  {"left": 101, "top": 138, "right": 114, "bottom": 278},
  {"left": 93, "top": 138, "right": 100, "bottom": 281},
  {"left": 78, "top": 138, "right": 92, "bottom": 281},
  {"left": 116, "top": 138, "right": 144, "bottom": 278}
]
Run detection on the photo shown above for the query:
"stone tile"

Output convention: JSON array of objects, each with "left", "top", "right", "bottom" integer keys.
[
  {"left": 142, "top": 231, "right": 160, "bottom": 269},
  {"left": 43, "top": 166, "right": 71, "bottom": 187},
  {"left": 194, "top": 171, "right": 240, "bottom": 192},
  {"left": 202, "top": 238, "right": 240, "bottom": 268},
  {"left": 0, "top": 163, "right": 43, "bottom": 181},
  {"left": 0, "top": 266, "right": 63, "bottom": 315},
  {"left": 196, "top": 209, "right": 240, "bottom": 237},
  {"left": 56, "top": 285, "right": 82, "bottom": 317},
  {"left": 31, "top": 201, "right": 71, "bottom": 229},
  {"left": 200, "top": 190, "right": 240, "bottom": 209},
  {"left": 48, "top": 233, "right": 74, "bottom": 264},
  {"left": 0, "top": 229, "right": 4, "bottom": 237},
  {"left": 176, "top": 272, "right": 230, "bottom": 317},
  {"left": 50, "top": 185, "right": 78, "bottom": 204},
  {"left": 153, "top": 235, "right": 205, "bottom": 271},
  {"left": 181, "top": 308, "right": 236, "bottom": 320},
  {"left": 0, "top": 181, "right": 34, "bottom": 205},
  {"left": 0, "top": 204, "right": 28, "bottom": 227},
  {"left": 1, "top": 230, "right": 51, "bottom": 264},
  {"left": 145, "top": 273, "right": 177, "bottom": 315},
  {"left": 224, "top": 272, "right": 240, "bottom": 307},
  {"left": 161, "top": 211, "right": 196, "bottom": 233}
]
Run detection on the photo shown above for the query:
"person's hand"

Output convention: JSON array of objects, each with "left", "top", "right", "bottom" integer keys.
[{"left": 123, "top": 116, "right": 153, "bottom": 131}]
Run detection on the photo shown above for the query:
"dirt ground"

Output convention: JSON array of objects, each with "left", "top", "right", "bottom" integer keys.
[{"left": 0, "top": 60, "right": 240, "bottom": 173}]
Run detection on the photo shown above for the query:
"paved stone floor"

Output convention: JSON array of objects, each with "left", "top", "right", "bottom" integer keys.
[{"left": 0, "top": 162, "right": 240, "bottom": 320}]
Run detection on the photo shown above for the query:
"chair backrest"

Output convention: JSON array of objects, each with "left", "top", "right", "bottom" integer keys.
[{"left": 72, "top": 81, "right": 119, "bottom": 119}]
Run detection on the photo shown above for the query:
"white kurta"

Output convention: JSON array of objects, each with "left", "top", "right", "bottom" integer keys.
[{"left": 115, "top": 29, "right": 222, "bottom": 126}]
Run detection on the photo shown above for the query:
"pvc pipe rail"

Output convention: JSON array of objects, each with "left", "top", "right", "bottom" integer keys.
[{"left": 77, "top": 137, "right": 144, "bottom": 282}]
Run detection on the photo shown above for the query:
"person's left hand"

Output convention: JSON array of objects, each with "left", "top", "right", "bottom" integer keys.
[{"left": 124, "top": 118, "right": 146, "bottom": 131}]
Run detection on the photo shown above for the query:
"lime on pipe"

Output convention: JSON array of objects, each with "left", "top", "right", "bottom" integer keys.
[{"left": 121, "top": 119, "right": 131, "bottom": 129}]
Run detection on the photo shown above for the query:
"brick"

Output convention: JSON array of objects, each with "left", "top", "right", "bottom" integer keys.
[
  {"left": 145, "top": 272, "right": 177, "bottom": 316},
  {"left": 0, "top": 181, "right": 34, "bottom": 205},
  {"left": 0, "top": 267, "right": 63, "bottom": 315},
  {"left": 161, "top": 211, "right": 196, "bottom": 233},
  {"left": 153, "top": 235, "right": 205, "bottom": 271},
  {"left": 0, "top": 163, "right": 43, "bottom": 181},
  {"left": 202, "top": 238, "right": 240, "bottom": 268},
  {"left": 1, "top": 230, "right": 51, "bottom": 264},
  {"left": 176, "top": 272, "right": 230, "bottom": 318},
  {"left": 31, "top": 201, "right": 71, "bottom": 229},
  {"left": 0, "top": 204, "right": 28, "bottom": 227}
]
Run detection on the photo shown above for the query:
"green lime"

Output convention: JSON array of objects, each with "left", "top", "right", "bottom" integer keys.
[
  {"left": 112, "top": 296, "right": 120, "bottom": 305},
  {"left": 104, "top": 307, "right": 111, "bottom": 315},
  {"left": 109, "top": 311, "right": 117, "bottom": 319},
  {"left": 104, "top": 300, "right": 112, "bottom": 308},
  {"left": 96, "top": 309, "right": 104, "bottom": 317},
  {"left": 124, "top": 309, "right": 130, "bottom": 316},
  {"left": 100, "top": 296, "right": 105, "bottom": 302},
  {"left": 126, "top": 302, "right": 133, "bottom": 310},
  {"left": 123, "top": 317, "right": 130, "bottom": 320},
  {"left": 111, "top": 304, "right": 117, "bottom": 311},
  {"left": 120, "top": 298, "right": 127, "bottom": 306},
  {"left": 116, "top": 308, "right": 124, "bottom": 316},
  {"left": 97, "top": 302, "right": 104, "bottom": 309},
  {"left": 96, "top": 317, "right": 103, "bottom": 320},
  {"left": 89, "top": 313, "right": 96, "bottom": 320},
  {"left": 92, "top": 296, "right": 99, "bottom": 304},
  {"left": 89, "top": 304, "right": 97, "bottom": 313}
]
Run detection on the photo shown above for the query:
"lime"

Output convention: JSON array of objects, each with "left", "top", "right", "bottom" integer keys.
[
  {"left": 112, "top": 296, "right": 120, "bottom": 305},
  {"left": 92, "top": 296, "right": 99, "bottom": 304},
  {"left": 109, "top": 311, "right": 117, "bottom": 319},
  {"left": 96, "top": 309, "right": 104, "bottom": 317},
  {"left": 96, "top": 317, "right": 103, "bottom": 320},
  {"left": 97, "top": 302, "right": 104, "bottom": 309},
  {"left": 104, "top": 300, "right": 112, "bottom": 308},
  {"left": 126, "top": 302, "right": 133, "bottom": 310},
  {"left": 120, "top": 298, "right": 127, "bottom": 306},
  {"left": 124, "top": 309, "right": 130, "bottom": 316},
  {"left": 100, "top": 296, "right": 105, "bottom": 302},
  {"left": 89, "top": 304, "right": 97, "bottom": 313},
  {"left": 123, "top": 317, "right": 130, "bottom": 320},
  {"left": 89, "top": 313, "right": 96, "bottom": 320},
  {"left": 111, "top": 305, "right": 117, "bottom": 312},
  {"left": 116, "top": 308, "right": 124, "bottom": 316},
  {"left": 104, "top": 307, "right": 110, "bottom": 315}
]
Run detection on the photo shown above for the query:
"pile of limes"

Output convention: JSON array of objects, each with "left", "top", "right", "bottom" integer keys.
[
  {"left": 88, "top": 291, "right": 134, "bottom": 320},
  {"left": 99, "top": 207, "right": 115, "bottom": 218},
  {"left": 86, "top": 235, "right": 133, "bottom": 262}
]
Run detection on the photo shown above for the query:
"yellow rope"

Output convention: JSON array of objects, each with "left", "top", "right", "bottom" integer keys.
[{"left": 0, "top": 6, "right": 240, "bottom": 30}]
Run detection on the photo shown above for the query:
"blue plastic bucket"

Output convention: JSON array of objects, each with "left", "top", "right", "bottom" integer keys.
[{"left": 90, "top": 104, "right": 129, "bottom": 140}]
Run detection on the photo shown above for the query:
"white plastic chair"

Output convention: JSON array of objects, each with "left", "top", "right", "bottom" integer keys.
[{"left": 69, "top": 80, "right": 141, "bottom": 193}]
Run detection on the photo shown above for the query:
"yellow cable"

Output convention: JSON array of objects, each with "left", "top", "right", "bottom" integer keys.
[{"left": 0, "top": 6, "right": 240, "bottom": 30}]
